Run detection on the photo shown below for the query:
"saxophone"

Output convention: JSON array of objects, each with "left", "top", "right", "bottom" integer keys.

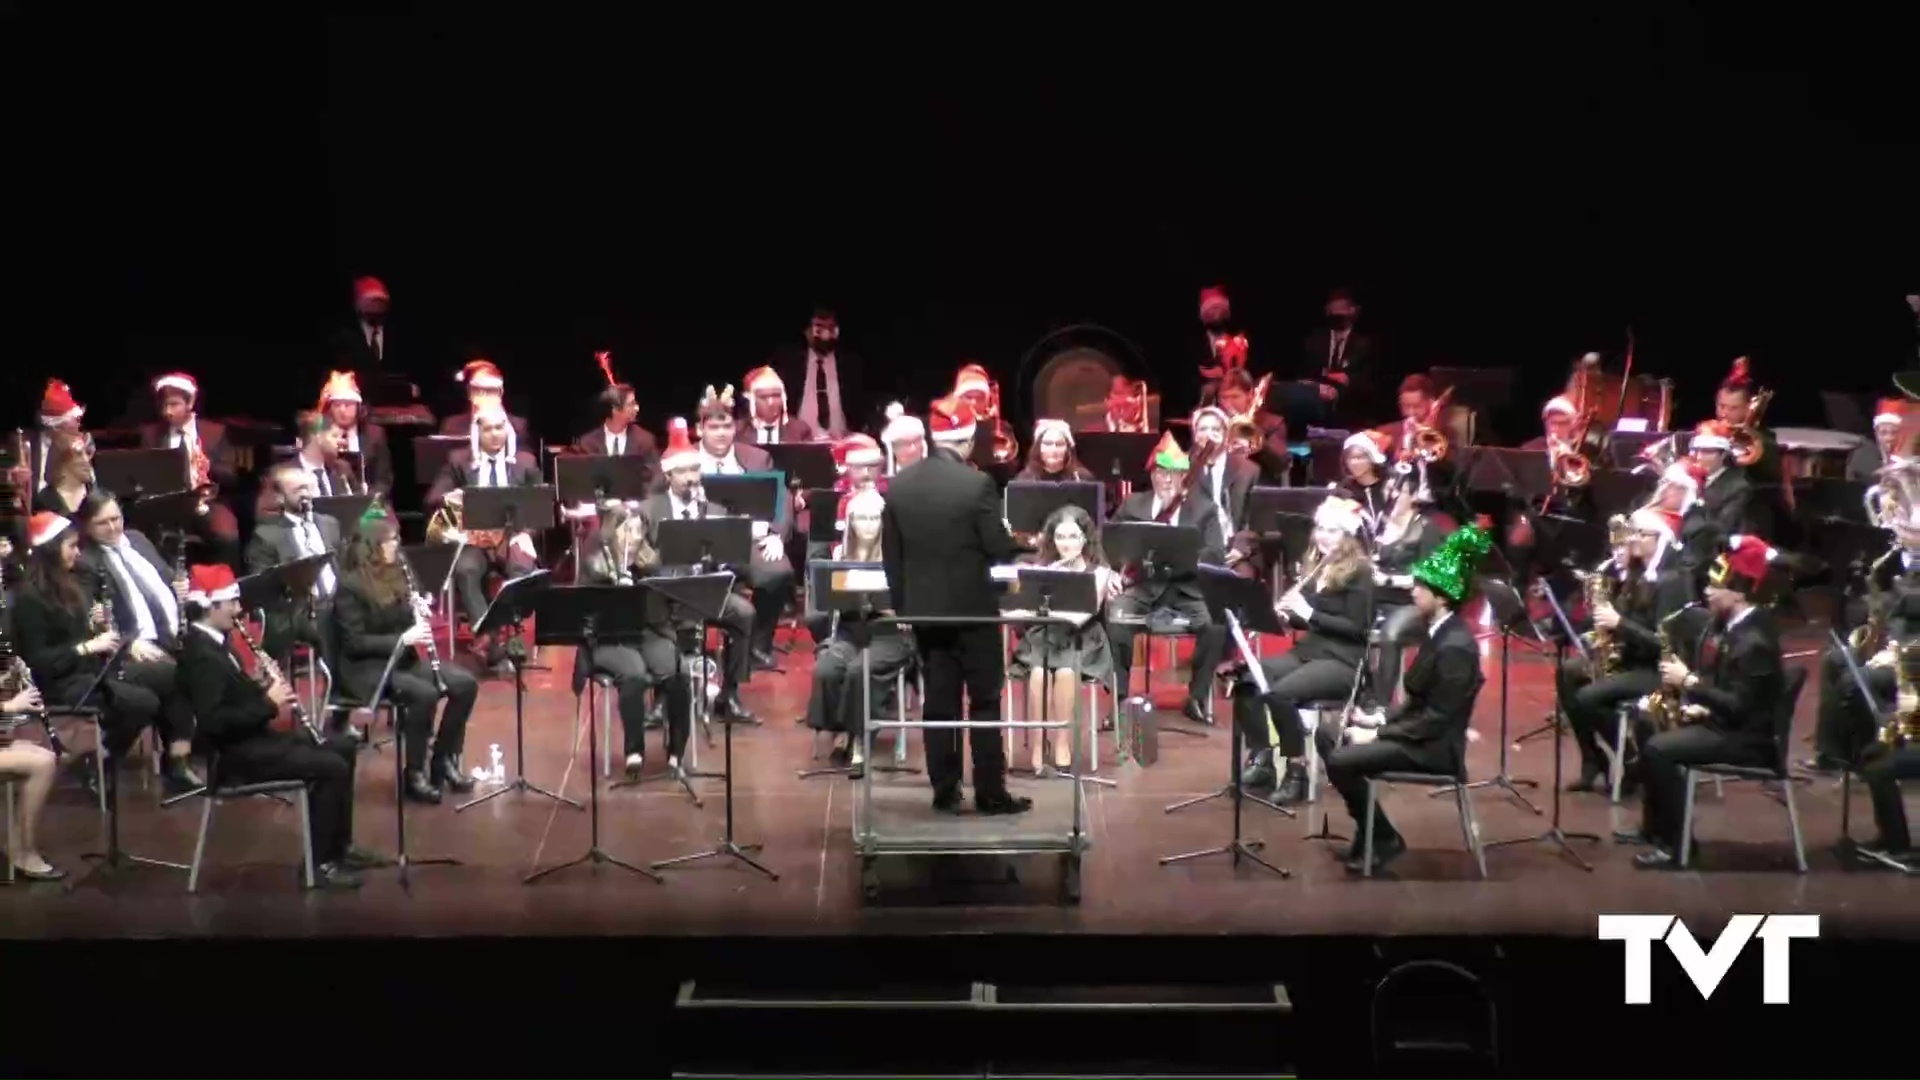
[
  {"left": 1851, "top": 545, "right": 1899, "bottom": 659},
  {"left": 1582, "top": 559, "right": 1620, "bottom": 677},
  {"left": 1643, "top": 604, "right": 1699, "bottom": 731}
]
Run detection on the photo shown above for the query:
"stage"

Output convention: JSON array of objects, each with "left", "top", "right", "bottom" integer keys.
[{"left": 5, "top": 618, "right": 1913, "bottom": 940}]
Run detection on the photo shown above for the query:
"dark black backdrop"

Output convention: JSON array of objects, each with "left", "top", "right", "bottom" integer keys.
[{"left": 7, "top": 5, "right": 1916, "bottom": 442}]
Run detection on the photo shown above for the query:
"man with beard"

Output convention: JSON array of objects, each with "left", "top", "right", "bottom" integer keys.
[{"left": 770, "top": 309, "right": 866, "bottom": 441}]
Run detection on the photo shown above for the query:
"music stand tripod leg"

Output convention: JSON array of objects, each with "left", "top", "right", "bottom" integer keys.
[
  {"left": 525, "top": 679, "right": 663, "bottom": 884},
  {"left": 1159, "top": 714, "right": 1289, "bottom": 877},
  {"left": 649, "top": 666, "right": 778, "bottom": 882},
  {"left": 75, "top": 756, "right": 190, "bottom": 888},
  {"left": 1430, "top": 625, "right": 1541, "bottom": 813},
  {"left": 459, "top": 645, "right": 582, "bottom": 812},
  {"left": 1484, "top": 633, "right": 1599, "bottom": 869}
]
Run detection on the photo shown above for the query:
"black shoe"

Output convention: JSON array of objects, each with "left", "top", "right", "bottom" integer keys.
[
  {"left": 751, "top": 648, "right": 780, "bottom": 672},
  {"left": 1182, "top": 700, "right": 1209, "bottom": 726},
  {"left": 975, "top": 790, "right": 1033, "bottom": 815},
  {"left": 1613, "top": 828, "right": 1653, "bottom": 845},
  {"left": 645, "top": 698, "right": 667, "bottom": 729},
  {"left": 932, "top": 788, "right": 963, "bottom": 814},
  {"left": 1567, "top": 768, "right": 1604, "bottom": 793},
  {"left": 1274, "top": 761, "right": 1308, "bottom": 805},
  {"left": 716, "top": 693, "right": 759, "bottom": 724},
  {"left": 163, "top": 759, "right": 206, "bottom": 797},
  {"left": 1633, "top": 846, "right": 1679, "bottom": 869},
  {"left": 432, "top": 756, "right": 476, "bottom": 794},
  {"left": 404, "top": 770, "right": 443, "bottom": 804},
  {"left": 314, "top": 862, "right": 364, "bottom": 890},
  {"left": 1344, "top": 831, "right": 1407, "bottom": 874},
  {"left": 340, "top": 846, "right": 394, "bottom": 870},
  {"left": 1241, "top": 749, "right": 1276, "bottom": 792}
]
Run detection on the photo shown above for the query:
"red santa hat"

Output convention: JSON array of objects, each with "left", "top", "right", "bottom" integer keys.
[
  {"left": 39, "top": 379, "right": 84, "bottom": 425},
  {"left": 353, "top": 276, "right": 390, "bottom": 303},
  {"left": 952, "top": 364, "right": 992, "bottom": 400},
  {"left": 469, "top": 403, "right": 518, "bottom": 460},
  {"left": 185, "top": 563, "right": 241, "bottom": 606},
  {"left": 928, "top": 395, "right": 978, "bottom": 443},
  {"left": 457, "top": 359, "right": 505, "bottom": 392},
  {"left": 152, "top": 371, "right": 198, "bottom": 401},
  {"left": 1314, "top": 495, "right": 1366, "bottom": 535},
  {"left": 1629, "top": 506, "right": 1681, "bottom": 542},
  {"left": 660, "top": 417, "right": 701, "bottom": 472},
  {"left": 744, "top": 365, "right": 787, "bottom": 422},
  {"left": 882, "top": 402, "right": 924, "bottom": 445},
  {"left": 319, "top": 370, "right": 363, "bottom": 407},
  {"left": 28, "top": 510, "right": 70, "bottom": 550},
  {"left": 1875, "top": 397, "right": 1908, "bottom": 430},
  {"left": 833, "top": 434, "right": 884, "bottom": 471},
  {"left": 1199, "top": 285, "right": 1231, "bottom": 321},
  {"left": 1711, "top": 534, "right": 1780, "bottom": 595},
  {"left": 1660, "top": 459, "right": 1707, "bottom": 514},
  {"left": 1690, "top": 419, "right": 1732, "bottom": 452},
  {"left": 1541, "top": 395, "right": 1578, "bottom": 419}
]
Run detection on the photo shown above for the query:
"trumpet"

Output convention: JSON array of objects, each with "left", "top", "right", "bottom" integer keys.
[
  {"left": 985, "top": 380, "right": 1019, "bottom": 465},
  {"left": 1394, "top": 385, "right": 1454, "bottom": 474}
]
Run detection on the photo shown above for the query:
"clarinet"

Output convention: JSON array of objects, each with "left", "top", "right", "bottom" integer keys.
[
  {"left": 395, "top": 549, "right": 449, "bottom": 697},
  {"left": 92, "top": 564, "right": 125, "bottom": 681},
  {"left": 232, "top": 619, "right": 323, "bottom": 745}
]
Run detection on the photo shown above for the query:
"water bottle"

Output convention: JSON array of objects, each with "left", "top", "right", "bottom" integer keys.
[{"left": 489, "top": 744, "right": 505, "bottom": 782}]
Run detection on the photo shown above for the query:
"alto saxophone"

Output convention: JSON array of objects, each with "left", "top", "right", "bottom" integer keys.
[
  {"left": 1582, "top": 559, "right": 1621, "bottom": 677},
  {"left": 1643, "top": 604, "right": 1699, "bottom": 731},
  {"left": 1852, "top": 545, "right": 1898, "bottom": 659}
]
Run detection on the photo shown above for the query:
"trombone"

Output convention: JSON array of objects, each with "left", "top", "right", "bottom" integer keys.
[
  {"left": 985, "top": 380, "right": 1019, "bottom": 464},
  {"left": 1113, "top": 379, "right": 1152, "bottom": 433},
  {"left": 1226, "top": 372, "right": 1273, "bottom": 454}
]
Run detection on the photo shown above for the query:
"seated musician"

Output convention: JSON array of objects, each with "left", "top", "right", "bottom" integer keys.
[
  {"left": 642, "top": 418, "right": 759, "bottom": 722},
  {"left": 293, "top": 414, "right": 363, "bottom": 497},
  {"left": 177, "top": 563, "right": 378, "bottom": 890},
  {"left": 244, "top": 463, "right": 342, "bottom": 662},
  {"left": 27, "top": 379, "right": 87, "bottom": 495},
  {"left": 318, "top": 371, "right": 393, "bottom": 495},
  {"left": 953, "top": 363, "right": 994, "bottom": 423},
  {"left": 881, "top": 403, "right": 927, "bottom": 473},
  {"left": 438, "top": 360, "right": 532, "bottom": 441},
  {"left": 1235, "top": 496, "right": 1374, "bottom": 802},
  {"left": 1096, "top": 373, "right": 1148, "bottom": 433},
  {"left": 76, "top": 492, "right": 201, "bottom": 793},
  {"left": 1716, "top": 357, "right": 1779, "bottom": 491},
  {"left": 1370, "top": 462, "right": 1457, "bottom": 699},
  {"left": 575, "top": 378, "right": 661, "bottom": 481},
  {"left": 807, "top": 489, "right": 916, "bottom": 777},
  {"left": 1622, "top": 535, "right": 1786, "bottom": 869},
  {"left": 1523, "top": 395, "right": 1595, "bottom": 517},
  {"left": 692, "top": 386, "right": 794, "bottom": 675},
  {"left": 1316, "top": 525, "right": 1491, "bottom": 874},
  {"left": 1373, "top": 374, "right": 1439, "bottom": 459},
  {"left": 32, "top": 430, "right": 93, "bottom": 519},
  {"left": 1105, "top": 432, "right": 1229, "bottom": 728},
  {"left": 1811, "top": 508, "right": 1920, "bottom": 775},
  {"left": 1217, "top": 369, "right": 1288, "bottom": 484},
  {"left": 1520, "top": 395, "right": 1580, "bottom": 453},
  {"left": 1652, "top": 459, "right": 1716, "bottom": 589},
  {"left": 1334, "top": 431, "right": 1393, "bottom": 527},
  {"left": 1846, "top": 397, "right": 1908, "bottom": 483},
  {"left": 1015, "top": 419, "right": 1096, "bottom": 483},
  {"left": 798, "top": 437, "right": 889, "bottom": 644},
  {"left": 426, "top": 406, "right": 542, "bottom": 668},
  {"left": 141, "top": 371, "right": 242, "bottom": 570},
  {"left": 0, "top": 678, "right": 63, "bottom": 880},
  {"left": 12, "top": 512, "right": 181, "bottom": 796},
  {"left": 577, "top": 500, "right": 693, "bottom": 780},
  {"left": 334, "top": 506, "right": 481, "bottom": 802},
  {"left": 742, "top": 365, "right": 816, "bottom": 445},
  {"left": 1688, "top": 420, "right": 1760, "bottom": 541},
  {"left": 1008, "top": 504, "right": 1118, "bottom": 776},
  {"left": 1188, "top": 405, "right": 1261, "bottom": 578},
  {"left": 1559, "top": 508, "right": 1691, "bottom": 793}
]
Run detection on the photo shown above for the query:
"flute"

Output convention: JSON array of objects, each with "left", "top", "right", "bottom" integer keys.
[{"left": 395, "top": 549, "right": 449, "bottom": 697}]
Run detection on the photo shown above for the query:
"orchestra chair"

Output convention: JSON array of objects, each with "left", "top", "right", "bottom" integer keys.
[
  {"left": 798, "top": 663, "right": 918, "bottom": 778},
  {"left": 1302, "top": 619, "right": 1388, "bottom": 839},
  {"left": 317, "top": 618, "right": 399, "bottom": 751},
  {"left": 1125, "top": 619, "right": 1220, "bottom": 725},
  {"left": 1360, "top": 767, "right": 1489, "bottom": 879},
  {"left": 588, "top": 666, "right": 715, "bottom": 779},
  {"left": 181, "top": 751, "right": 315, "bottom": 893},
  {"left": 1677, "top": 666, "right": 1809, "bottom": 873}
]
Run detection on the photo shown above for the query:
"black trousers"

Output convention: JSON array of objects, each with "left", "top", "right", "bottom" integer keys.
[
  {"left": 89, "top": 677, "right": 161, "bottom": 760},
  {"left": 741, "top": 556, "right": 795, "bottom": 654},
  {"left": 1639, "top": 725, "right": 1773, "bottom": 850},
  {"left": 121, "top": 655, "right": 195, "bottom": 747},
  {"left": 1862, "top": 746, "right": 1920, "bottom": 851},
  {"left": 709, "top": 594, "right": 756, "bottom": 691},
  {"left": 1233, "top": 654, "right": 1358, "bottom": 757},
  {"left": 916, "top": 624, "right": 1008, "bottom": 797},
  {"left": 586, "top": 638, "right": 689, "bottom": 760},
  {"left": 808, "top": 634, "right": 914, "bottom": 739},
  {"left": 451, "top": 544, "right": 537, "bottom": 628},
  {"left": 1315, "top": 723, "right": 1438, "bottom": 844},
  {"left": 388, "top": 664, "right": 479, "bottom": 772},
  {"left": 1816, "top": 647, "right": 1891, "bottom": 765},
  {"left": 1106, "top": 590, "right": 1226, "bottom": 711},
  {"left": 1559, "top": 661, "right": 1663, "bottom": 779},
  {"left": 219, "top": 732, "right": 358, "bottom": 865}
]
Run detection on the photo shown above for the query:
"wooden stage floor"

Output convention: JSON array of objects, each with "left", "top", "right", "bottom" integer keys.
[{"left": 5, "top": 619, "right": 1916, "bottom": 942}]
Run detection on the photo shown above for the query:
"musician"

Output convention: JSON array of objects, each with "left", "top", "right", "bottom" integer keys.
[
  {"left": 1334, "top": 431, "right": 1394, "bottom": 528},
  {"left": 1217, "top": 368, "right": 1288, "bottom": 483},
  {"left": 1199, "top": 286, "right": 1240, "bottom": 364},
  {"left": 881, "top": 403, "right": 927, "bottom": 473},
  {"left": 318, "top": 370, "right": 393, "bottom": 494},
  {"left": 28, "top": 379, "right": 86, "bottom": 494},
  {"left": 334, "top": 506, "right": 480, "bottom": 802},
  {"left": 1299, "top": 287, "right": 1377, "bottom": 426},
  {"left": 293, "top": 414, "right": 362, "bottom": 497},
  {"left": 1651, "top": 459, "right": 1719, "bottom": 590},
  {"left": 177, "top": 563, "right": 376, "bottom": 889},
  {"left": 1810, "top": 513, "right": 1920, "bottom": 773},
  {"left": 1559, "top": 508, "right": 1691, "bottom": 792},
  {"left": 1716, "top": 358, "right": 1779, "bottom": 489},
  {"left": 1099, "top": 374, "right": 1147, "bottom": 433},
  {"left": 426, "top": 406, "right": 542, "bottom": 664},
  {"left": 1188, "top": 405, "right": 1261, "bottom": 576},
  {"left": 1315, "top": 525, "right": 1491, "bottom": 874},
  {"left": 1846, "top": 398, "right": 1908, "bottom": 483},
  {"left": 880, "top": 395, "right": 1029, "bottom": 814},
  {"left": 75, "top": 491, "right": 201, "bottom": 792},
  {"left": 0, "top": 678, "right": 63, "bottom": 880},
  {"left": 1008, "top": 504, "right": 1117, "bottom": 776},
  {"left": 1105, "top": 433, "right": 1229, "bottom": 728},
  {"left": 438, "top": 360, "right": 532, "bottom": 441},
  {"left": 1688, "top": 420, "right": 1762, "bottom": 541},
  {"left": 245, "top": 463, "right": 341, "bottom": 660},
  {"left": 639, "top": 418, "right": 759, "bottom": 722},
  {"left": 12, "top": 512, "right": 172, "bottom": 796},
  {"left": 742, "top": 366, "right": 817, "bottom": 445},
  {"left": 1015, "top": 420, "right": 1096, "bottom": 484},
  {"left": 141, "top": 371, "right": 242, "bottom": 570},
  {"left": 578, "top": 501, "right": 693, "bottom": 779},
  {"left": 769, "top": 308, "right": 865, "bottom": 440},
  {"left": 32, "top": 431, "right": 93, "bottom": 519},
  {"left": 807, "top": 489, "right": 915, "bottom": 778},
  {"left": 1521, "top": 395, "right": 1580, "bottom": 453},
  {"left": 1374, "top": 375, "right": 1443, "bottom": 462},
  {"left": 1621, "top": 534, "right": 1786, "bottom": 868},
  {"left": 692, "top": 388, "right": 793, "bottom": 671},
  {"left": 575, "top": 379, "right": 661, "bottom": 486},
  {"left": 1235, "top": 496, "right": 1374, "bottom": 802},
  {"left": 953, "top": 363, "right": 994, "bottom": 423},
  {"left": 1370, "top": 463, "right": 1457, "bottom": 699},
  {"left": 330, "top": 276, "right": 399, "bottom": 377}
]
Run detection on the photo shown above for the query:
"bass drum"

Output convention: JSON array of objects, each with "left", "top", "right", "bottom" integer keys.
[{"left": 1019, "top": 324, "right": 1154, "bottom": 433}]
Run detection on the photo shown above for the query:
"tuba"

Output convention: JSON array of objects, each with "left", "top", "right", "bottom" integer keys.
[{"left": 985, "top": 380, "right": 1019, "bottom": 464}]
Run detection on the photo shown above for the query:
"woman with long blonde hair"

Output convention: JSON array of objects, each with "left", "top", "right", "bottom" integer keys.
[{"left": 1230, "top": 496, "right": 1375, "bottom": 803}]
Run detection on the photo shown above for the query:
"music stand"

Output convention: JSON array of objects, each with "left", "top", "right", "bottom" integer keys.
[
  {"left": 1075, "top": 433, "right": 1156, "bottom": 490},
  {"left": 458, "top": 569, "right": 579, "bottom": 812},
  {"left": 1429, "top": 577, "right": 1548, "bottom": 813},
  {"left": 1005, "top": 480, "right": 1105, "bottom": 535},
  {"left": 309, "top": 495, "right": 376, "bottom": 533},
  {"left": 764, "top": 443, "right": 839, "bottom": 494},
  {"left": 647, "top": 570, "right": 779, "bottom": 882},
  {"left": 72, "top": 639, "right": 191, "bottom": 887},
  {"left": 91, "top": 448, "right": 188, "bottom": 504},
  {"left": 462, "top": 484, "right": 555, "bottom": 537},
  {"left": 1004, "top": 566, "right": 1116, "bottom": 788},
  {"left": 1102, "top": 520, "right": 1208, "bottom": 738},
  {"left": 411, "top": 436, "right": 467, "bottom": 493},
  {"left": 659, "top": 517, "right": 754, "bottom": 571},
  {"left": 798, "top": 561, "right": 921, "bottom": 780},
  {"left": 1159, "top": 564, "right": 1292, "bottom": 878},
  {"left": 237, "top": 553, "right": 333, "bottom": 742},
  {"left": 700, "top": 474, "right": 782, "bottom": 528},
  {"left": 1482, "top": 577, "right": 1599, "bottom": 867},
  {"left": 805, "top": 488, "right": 844, "bottom": 545},
  {"left": 555, "top": 454, "right": 653, "bottom": 506}
]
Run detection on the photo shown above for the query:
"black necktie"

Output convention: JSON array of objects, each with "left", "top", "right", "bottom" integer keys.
[
  {"left": 487, "top": 460, "right": 499, "bottom": 488},
  {"left": 313, "top": 467, "right": 331, "bottom": 497},
  {"left": 683, "top": 505, "right": 695, "bottom": 520},
  {"left": 113, "top": 547, "right": 172, "bottom": 638}
]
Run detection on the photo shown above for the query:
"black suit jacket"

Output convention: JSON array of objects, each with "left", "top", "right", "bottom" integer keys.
[
  {"left": 1111, "top": 488, "right": 1228, "bottom": 606},
  {"left": 1684, "top": 607, "right": 1784, "bottom": 743},
  {"left": 1378, "top": 610, "right": 1483, "bottom": 776},
  {"left": 769, "top": 345, "right": 873, "bottom": 436},
  {"left": 1290, "top": 571, "right": 1376, "bottom": 667},
  {"left": 1608, "top": 554, "right": 1694, "bottom": 668},
  {"left": 425, "top": 450, "right": 542, "bottom": 511},
  {"left": 1301, "top": 327, "right": 1380, "bottom": 421},
  {"left": 82, "top": 531, "right": 180, "bottom": 651},
  {"left": 178, "top": 626, "right": 276, "bottom": 746},
  {"left": 290, "top": 454, "right": 364, "bottom": 499},
  {"left": 329, "top": 575, "right": 423, "bottom": 701},
  {"left": 745, "top": 417, "right": 818, "bottom": 445},
  {"left": 342, "top": 422, "right": 394, "bottom": 494},
  {"left": 11, "top": 584, "right": 107, "bottom": 705},
  {"left": 1701, "top": 467, "right": 1758, "bottom": 541},
  {"left": 438, "top": 411, "right": 532, "bottom": 442},
  {"left": 139, "top": 419, "right": 238, "bottom": 491},
  {"left": 245, "top": 511, "right": 343, "bottom": 651},
  {"left": 881, "top": 448, "right": 1015, "bottom": 618},
  {"left": 573, "top": 424, "right": 662, "bottom": 496}
]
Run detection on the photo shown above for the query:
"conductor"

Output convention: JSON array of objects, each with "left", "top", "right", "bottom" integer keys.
[{"left": 882, "top": 395, "right": 1032, "bottom": 815}]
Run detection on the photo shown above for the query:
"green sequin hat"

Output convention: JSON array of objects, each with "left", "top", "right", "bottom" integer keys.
[
  {"left": 357, "top": 500, "right": 394, "bottom": 538},
  {"left": 1409, "top": 523, "right": 1492, "bottom": 604}
]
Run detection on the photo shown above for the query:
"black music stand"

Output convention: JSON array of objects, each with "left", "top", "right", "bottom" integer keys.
[
  {"left": 1159, "top": 564, "right": 1292, "bottom": 878},
  {"left": 701, "top": 474, "right": 783, "bottom": 527},
  {"left": 647, "top": 570, "right": 779, "bottom": 882},
  {"left": 556, "top": 454, "right": 653, "bottom": 506},
  {"left": 1005, "top": 481, "right": 1105, "bottom": 534},
  {"left": 1482, "top": 578, "right": 1598, "bottom": 869},
  {"left": 71, "top": 640, "right": 191, "bottom": 887},
  {"left": 1075, "top": 432, "right": 1156, "bottom": 490},
  {"left": 309, "top": 495, "right": 376, "bottom": 533},
  {"left": 659, "top": 517, "right": 754, "bottom": 573},
  {"left": 457, "top": 569, "right": 575, "bottom": 812},
  {"left": 1512, "top": 517, "right": 1607, "bottom": 745},
  {"left": 805, "top": 488, "right": 844, "bottom": 545},
  {"left": 1005, "top": 566, "right": 1114, "bottom": 788},
  {"left": 1427, "top": 577, "right": 1545, "bottom": 815},
  {"left": 799, "top": 560, "right": 921, "bottom": 780},
  {"left": 236, "top": 553, "right": 333, "bottom": 743},
  {"left": 764, "top": 443, "right": 839, "bottom": 494},
  {"left": 462, "top": 484, "right": 555, "bottom": 538},
  {"left": 521, "top": 586, "right": 665, "bottom": 885},
  {"left": 366, "top": 630, "right": 460, "bottom": 891},
  {"left": 1103, "top": 520, "right": 1209, "bottom": 738},
  {"left": 91, "top": 448, "right": 188, "bottom": 505}
]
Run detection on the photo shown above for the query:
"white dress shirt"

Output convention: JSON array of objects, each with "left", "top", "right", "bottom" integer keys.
[
  {"left": 755, "top": 418, "right": 782, "bottom": 445},
  {"left": 669, "top": 490, "right": 703, "bottom": 520},
  {"left": 169, "top": 418, "right": 201, "bottom": 452},
  {"left": 700, "top": 448, "right": 742, "bottom": 475},
  {"left": 299, "top": 450, "right": 336, "bottom": 498},
  {"left": 284, "top": 511, "right": 337, "bottom": 597},
  {"left": 602, "top": 426, "right": 626, "bottom": 456},
  {"left": 474, "top": 453, "right": 512, "bottom": 487},
  {"left": 1206, "top": 456, "right": 1232, "bottom": 538},
  {"left": 100, "top": 538, "right": 178, "bottom": 642},
  {"left": 1327, "top": 328, "right": 1351, "bottom": 371},
  {"left": 362, "top": 320, "right": 383, "bottom": 361},
  {"left": 797, "top": 349, "right": 846, "bottom": 438}
]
